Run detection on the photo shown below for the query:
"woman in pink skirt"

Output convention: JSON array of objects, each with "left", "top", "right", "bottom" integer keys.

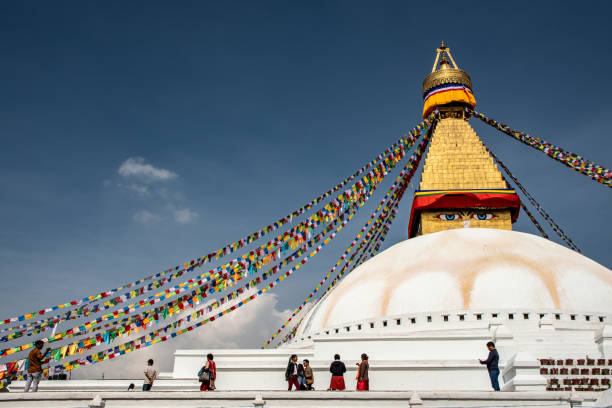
[{"left": 356, "top": 353, "right": 369, "bottom": 391}]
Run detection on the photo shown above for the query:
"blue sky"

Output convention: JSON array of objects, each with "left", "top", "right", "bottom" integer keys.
[{"left": 1, "top": 0, "right": 611, "bottom": 329}]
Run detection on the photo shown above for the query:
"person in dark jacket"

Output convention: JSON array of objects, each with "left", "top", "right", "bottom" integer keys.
[
  {"left": 285, "top": 354, "right": 300, "bottom": 391},
  {"left": 328, "top": 354, "right": 346, "bottom": 391},
  {"left": 479, "top": 341, "right": 500, "bottom": 391}
]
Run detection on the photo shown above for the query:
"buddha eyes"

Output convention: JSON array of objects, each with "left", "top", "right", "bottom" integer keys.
[
  {"left": 472, "top": 213, "right": 495, "bottom": 220},
  {"left": 435, "top": 212, "right": 496, "bottom": 221},
  {"left": 436, "top": 213, "right": 460, "bottom": 221}
]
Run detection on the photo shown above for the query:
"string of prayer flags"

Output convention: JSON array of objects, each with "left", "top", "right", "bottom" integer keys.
[
  {"left": 266, "top": 118, "right": 435, "bottom": 348},
  {"left": 3, "top": 163, "right": 385, "bottom": 360},
  {"left": 0, "top": 113, "right": 438, "bottom": 330},
  {"left": 12, "top": 187, "right": 371, "bottom": 374},
  {"left": 2, "top": 113, "right": 436, "bottom": 357},
  {"left": 468, "top": 108, "right": 612, "bottom": 187},
  {"left": 0, "top": 115, "right": 438, "bottom": 378},
  {"left": 487, "top": 147, "right": 581, "bottom": 252},
  {"left": 518, "top": 201, "right": 550, "bottom": 240}
]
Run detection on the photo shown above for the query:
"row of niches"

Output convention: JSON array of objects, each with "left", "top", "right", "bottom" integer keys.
[
  {"left": 540, "top": 358, "right": 612, "bottom": 366},
  {"left": 293, "top": 310, "right": 610, "bottom": 343}
]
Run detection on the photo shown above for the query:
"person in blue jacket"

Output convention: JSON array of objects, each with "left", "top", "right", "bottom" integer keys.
[{"left": 479, "top": 341, "right": 500, "bottom": 391}]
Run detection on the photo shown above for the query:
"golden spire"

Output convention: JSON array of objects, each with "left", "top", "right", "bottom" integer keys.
[{"left": 408, "top": 43, "right": 520, "bottom": 237}]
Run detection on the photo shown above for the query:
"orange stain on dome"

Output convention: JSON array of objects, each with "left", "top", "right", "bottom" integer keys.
[{"left": 318, "top": 231, "right": 612, "bottom": 329}]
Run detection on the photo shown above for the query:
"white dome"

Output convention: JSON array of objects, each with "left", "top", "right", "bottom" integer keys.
[{"left": 299, "top": 228, "right": 612, "bottom": 333}]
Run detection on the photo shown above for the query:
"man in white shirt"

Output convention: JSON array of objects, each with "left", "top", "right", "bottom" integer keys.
[{"left": 143, "top": 359, "right": 157, "bottom": 391}]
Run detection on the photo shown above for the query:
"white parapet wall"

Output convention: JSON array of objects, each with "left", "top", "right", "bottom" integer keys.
[
  {"left": 501, "top": 352, "right": 547, "bottom": 391},
  {"left": 163, "top": 310, "right": 611, "bottom": 391}
]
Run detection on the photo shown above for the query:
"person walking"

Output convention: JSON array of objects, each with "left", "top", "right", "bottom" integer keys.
[
  {"left": 285, "top": 354, "right": 300, "bottom": 391},
  {"left": 328, "top": 354, "right": 346, "bottom": 391},
  {"left": 143, "top": 359, "right": 157, "bottom": 391},
  {"left": 24, "top": 340, "right": 48, "bottom": 392},
  {"left": 356, "top": 353, "right": 369, "bottom": 391},
  {"left": 303, "top": 359, "right": 314, "bottom": 390},
  {"left": 479, "top": 341, "right": 500, "bottom": 391},
  {"left": 199, "top": 353, "right": 217, "bottom": 391}
]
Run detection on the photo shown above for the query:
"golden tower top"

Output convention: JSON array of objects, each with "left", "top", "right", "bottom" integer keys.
[
  {"left": 422, "top": 42, "right": 476, "bottom": 118},
  {"left": 408, "top": 43, "right": 520, "bottom": 237}
]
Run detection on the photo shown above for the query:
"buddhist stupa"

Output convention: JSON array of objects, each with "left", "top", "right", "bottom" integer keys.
[{"left": 164, "top": 43, "right": 612, "bottom": 393}]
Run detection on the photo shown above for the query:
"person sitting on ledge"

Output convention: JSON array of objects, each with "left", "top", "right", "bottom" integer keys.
[
  {"left": 328, "top": 354, "right": 346, "bottom": 391},
  {"left": 479, "top": 341, "right": 500, "bottom": 391}
]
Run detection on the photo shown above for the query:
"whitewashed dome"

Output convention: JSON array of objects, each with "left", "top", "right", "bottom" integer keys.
[{"left": 298, "top": 228, "right": 612, "bottom": 333}]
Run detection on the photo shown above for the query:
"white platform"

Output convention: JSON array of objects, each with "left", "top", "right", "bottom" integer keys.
[
  {"left": 0, "top": 390, "right": 603, "bottom": 408},
  {"left": 163, "top": 309, "right": 612, "bottom": 391}
]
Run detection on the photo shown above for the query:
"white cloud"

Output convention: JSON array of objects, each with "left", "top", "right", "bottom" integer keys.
[
  {"left": 174, "top": 208, "right": 199, "bottom": 224},
  {"left": 127, "top": 184, "right": 149, "bottom": 195},
  {"left": 133, "top": 210, "right": 161, "bottom": 224},
  {"left": 118, "top": 157, "right": 177, "bottom": 182},
  {"left": 71, "top": 293, "right": 292, "bottom": 379}
]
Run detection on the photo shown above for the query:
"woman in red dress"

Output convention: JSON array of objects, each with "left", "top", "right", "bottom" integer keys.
[
  {"left": 356, "top": 353, "right": 369, "bottom": 391},
  {"left": 199, "top": 353, "right": 216, "bottom": 391}
]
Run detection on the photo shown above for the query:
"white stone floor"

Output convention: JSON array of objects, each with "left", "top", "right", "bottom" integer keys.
[{"left": 0, "top": 390, "right": 604, "bottom": 408}]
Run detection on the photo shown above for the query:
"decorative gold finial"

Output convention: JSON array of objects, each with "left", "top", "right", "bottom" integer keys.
[
  {"left": 439, "top": 53, "right": 451, "bottom": 70},
  {"left": 421, "top": 42, "right": 476, "bottom": 118}
]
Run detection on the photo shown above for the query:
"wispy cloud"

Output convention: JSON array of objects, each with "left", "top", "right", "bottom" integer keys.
[
  {"left": 173, "top": 208, "right": 199, "bottom": 224},
  {"left": 118, "top": 157, "right": 177, "bottom": 182},
  {"left": 133, "top": 210, "right": 161, "bottom": 224},
  {"left": 127, "top": 184, "right": 149, "bottom": 195}
]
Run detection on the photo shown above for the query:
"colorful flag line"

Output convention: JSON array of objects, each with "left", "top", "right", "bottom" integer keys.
[
  {"left": 468, "top": 108, "right": 611, "bottom": 187},
  {"left": 487, "top": 147, "right": 580, "bottom": 252},
  {"left": 0, "top": 181, "right": 373, "bottom": 357},
  {"left": 0, "top": 113, "right": 437, "bottom": 330},
  {"left": 6, "top": 185, "right": 372, "bottom": 377},
  {"left": 1, "top": 132, "right": 409, "bottom": 340},
  {"left": 267, "top": 121, "right": 435, "bottom": 347},
  {"left": 2, "top": 134, "right": 402, "bottom": 361}
]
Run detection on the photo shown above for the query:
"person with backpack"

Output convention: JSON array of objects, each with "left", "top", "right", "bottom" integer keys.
[{"left": 198, "top": 353, "right": 216, "bottom": 391}]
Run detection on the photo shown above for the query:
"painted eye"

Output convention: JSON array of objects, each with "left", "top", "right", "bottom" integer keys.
[
  {"left": 436, "top": 213, "right": 459, "bottom": 221},
  {"left": 472, "top": 213, "right": 495, "bottom": 220}
]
